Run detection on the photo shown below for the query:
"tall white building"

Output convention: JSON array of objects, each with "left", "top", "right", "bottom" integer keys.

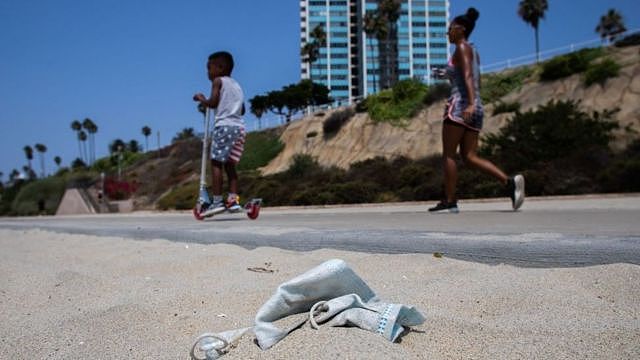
[{"left": 300, "top": 0, "right": 450, "bottom": 103}]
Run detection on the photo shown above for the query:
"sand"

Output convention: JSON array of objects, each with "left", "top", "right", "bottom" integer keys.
[{"left": 1, "top": 229, "right": 639, "bottom": 359}]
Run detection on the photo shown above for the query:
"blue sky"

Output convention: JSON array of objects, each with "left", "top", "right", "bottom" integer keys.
[{"left": 1, "top": 0, "right": 639, "bottom": 180}]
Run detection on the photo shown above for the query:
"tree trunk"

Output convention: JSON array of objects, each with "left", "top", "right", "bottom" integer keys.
[
  {"left": 369, "top": 38, "right": 377, "bottom": 94},
  {"left": 535, "top": 26, "right": 540, "bottom": 63},
  {"left": 39, "top": 154, "right": 45, "bottom": 178}
]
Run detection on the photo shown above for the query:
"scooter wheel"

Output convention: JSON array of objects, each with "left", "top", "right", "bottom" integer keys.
[
  {"left": 247, "top": 203, "right": 260, "bottom": 220},
  {"left": 193, "top": 205, "right": 205, "bottom": 221}
]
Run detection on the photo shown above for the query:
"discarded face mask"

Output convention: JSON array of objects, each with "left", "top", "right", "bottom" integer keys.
[{"left": 190, "top": 258, "right": 426, "bottom": 360}]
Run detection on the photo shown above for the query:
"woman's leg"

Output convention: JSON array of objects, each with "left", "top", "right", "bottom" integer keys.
[
  {"left": 459, "top": 130, "right": 508, "bottom": 184},
  {"left": 442, "top": 121, "right": 466, "bottom": 203}
]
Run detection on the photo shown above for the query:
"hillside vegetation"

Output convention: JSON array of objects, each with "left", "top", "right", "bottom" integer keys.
[{"left": 3, "top": 42, "right": 639, "bottom": 214}]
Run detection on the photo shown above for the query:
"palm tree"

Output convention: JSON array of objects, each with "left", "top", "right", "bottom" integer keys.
[
  {"left": 34, "top": 143, "right": 47, "bottom": 178},
  {"left": 250, "top": 95, "right": 268, "bottom": 130},
  {"left": 309, "top": 24, "right": 327, "bottom": 84},
  {"left": 23, "top": 145, "right": 34, "bottom": 175},
  {"left": 596, "top": 9, "right": 627, "bottom": 44},
  {"left": 83, "top": 118, "right": 98, "bottom": 164},
  {"left": 71, "top": 120, "right": 82, "bottom": 160},
  {"left": 377, "top": 0, "right": 401, "bottom": 89},
  {"left": 518, "top": 0, "right": 548, "bottom": 64},
  {"left": 141, "top": 126, "right": 152, "bottom": 152},
  {"left": 9, "top": 169, "right": 20, "bottom": 182},
  {"left": 23, "top": 165, "right": 36, "bottom": 180},
  {"left": 363, "top": 10, "right": 387, "bottom": 94},
  {"left": 128, "top": 139, "right": 141, "bottom": 153},
  {"left": 109, "top": 139, "right": 126, "bottom": 154},
  {"left": 301, "top": 42, "right": 319, "bottom": 81},
  {"left": 54, "top": 156, "right": 62, "bottom": 170},
  {"left": 78, "top": 130, "right": 88, "bottom": 164}
]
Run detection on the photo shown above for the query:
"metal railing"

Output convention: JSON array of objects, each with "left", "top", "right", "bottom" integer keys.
[
  {"left": 247, "top": 28, "right": 639, "bottom": 132},
  {"left": 480, "top": 28, "right": 639, "bottom": 73}
]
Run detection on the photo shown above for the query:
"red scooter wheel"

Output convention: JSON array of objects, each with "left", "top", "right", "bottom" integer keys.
[
  {"left": 247, "top": 203, "right": 260, "bottom": 220},
  {"left": 193, "top": 205, "right": 205, "bottom": 221}
]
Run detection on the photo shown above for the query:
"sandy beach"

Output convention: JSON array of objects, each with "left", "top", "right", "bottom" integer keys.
[{"left": 1, "top": 228, "right": 639, "bottom": 359}]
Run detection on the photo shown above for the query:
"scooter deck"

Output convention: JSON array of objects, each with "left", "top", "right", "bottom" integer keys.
[{"left": 193, "top": 198, "right": 262, "bottom": 221}]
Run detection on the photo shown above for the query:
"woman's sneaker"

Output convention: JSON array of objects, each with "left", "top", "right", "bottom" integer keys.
[
  {"left": 507, "top": 175, "right": 525, "bottom": 210},
  {"left": 428, "top": 201, "right": 459, "bottom": 213}
]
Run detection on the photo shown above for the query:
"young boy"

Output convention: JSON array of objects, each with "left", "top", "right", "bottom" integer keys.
[{"left": 193, "top": 51, "right": 246, "bottom": 216}]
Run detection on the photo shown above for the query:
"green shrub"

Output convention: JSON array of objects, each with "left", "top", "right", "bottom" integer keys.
[
  {"left": 237, "top": 130, "right": 284, "bottom": 171},
  {"left": 91, "top": 151, "right": 145, "bottom": 173},
  {"left": 286, "top": 154, "right": 321, "bottom": 179},
  {"left": 355, "top": 99, "right": 368, "bottom": 113},
  {"left": 423, "top": 82, "right": 451, "bottom": 106},
  {"left": 583, "top": 58, "right": 621, "bottom": 87},
  {"left": 11, "top": 177, "right": 67, "bottom": 215},
  {"left": 323, "top": 108, "right": 355, "bottom": 137},
  {"left": 156, "top": 181, "right": 198, "bottom": 210},
  {"left": 540, "top": 47, "right": 604, "bottom": 81},
  {"left": 614, "top": 32, "right": 640, "bottom": 47},
  {"left": 492, "top": 101, "right": 521, "bottom": 115},
  {"left": 0, "top": 181, "right": 25, "bottom": 215},
  {"left": 481, "top": 100, "right": 618, "bottom": 172},
  {"left": 480, "top": 67, "right": 533, "bottom": 103},
  {"left": 597, "top": 138, "right": 640, "bottom": 192},
  {"left": 367, "top": 79, "right": 427, "bottom": 126}
]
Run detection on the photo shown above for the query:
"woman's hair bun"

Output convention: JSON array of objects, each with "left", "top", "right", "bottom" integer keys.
[{"left": 466, "top": 7, "right": 480, "bottom": 22}]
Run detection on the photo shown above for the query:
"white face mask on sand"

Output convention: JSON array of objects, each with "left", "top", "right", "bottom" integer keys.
[{"left": 190, "top": 259, "right": 426, "bottom": 360}]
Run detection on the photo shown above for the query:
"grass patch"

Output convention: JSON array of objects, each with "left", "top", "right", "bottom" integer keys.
[
  {"left": 237, "top": 129, "right": 284, "bottom": 171},
  {"left": 367, "top": 79, "right": 428, "bottom": 126},
  {"left": 492, "top": 101, "right": 521, "bottom": 115},
  {"left": 584, "top": 58, "right": 621, "bottom": 87},
  {"left": 11, "top": 177, "right": 67, "bottom": 215},
  {"left": 423, "top": 82, "right": 451, "bottom": 106},
  {"left": 481, "top": 66, "right": 533, "bottom": 104},
  {"left": 540, "top": 47, "right": 604, "bottom": 81},
  {"left": 156, "top": 181, "right": 198, "bottom": 210}
]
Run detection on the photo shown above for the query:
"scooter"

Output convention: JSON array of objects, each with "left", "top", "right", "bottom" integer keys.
[{"left": 192, "top": 106, "right": 261, "bottom": 221}]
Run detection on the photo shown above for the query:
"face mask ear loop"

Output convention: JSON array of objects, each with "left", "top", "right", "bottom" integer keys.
[{"left": 309, "top": 301, "right": 329, "bottom": 329}]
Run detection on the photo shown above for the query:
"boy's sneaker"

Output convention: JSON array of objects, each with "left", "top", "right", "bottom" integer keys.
[
  {"left": 226, "top": 195, "right": 242, "bottom": 213},
  {"left": 428, "top": 201, "right": 459, "bottom": 213},
  {"left": 201, "top": 201, "right": 226, "bottom": 217},
  {"left": 507, "top": 174, "right": 525, "bottom": 211}
]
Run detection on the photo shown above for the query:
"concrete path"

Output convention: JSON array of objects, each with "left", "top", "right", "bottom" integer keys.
[{"left": 1, "top": 194, "right": 639, "bottom": 268}]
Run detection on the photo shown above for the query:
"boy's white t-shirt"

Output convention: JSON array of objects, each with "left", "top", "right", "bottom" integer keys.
[{"left": 215, "top": 76, "right": 245, "bottom": 128}]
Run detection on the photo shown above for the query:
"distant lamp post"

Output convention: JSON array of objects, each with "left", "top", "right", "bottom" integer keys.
[
  {"left": 117, "top": 145, "right": 123, "bottom": 181},
  {"left": 100, "top": 172, "right": 105, "bottom": 203}
]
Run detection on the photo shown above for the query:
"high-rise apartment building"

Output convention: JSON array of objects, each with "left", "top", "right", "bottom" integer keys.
[{"left": 300, "top": 0, "right": 450, "bottom": 104}]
